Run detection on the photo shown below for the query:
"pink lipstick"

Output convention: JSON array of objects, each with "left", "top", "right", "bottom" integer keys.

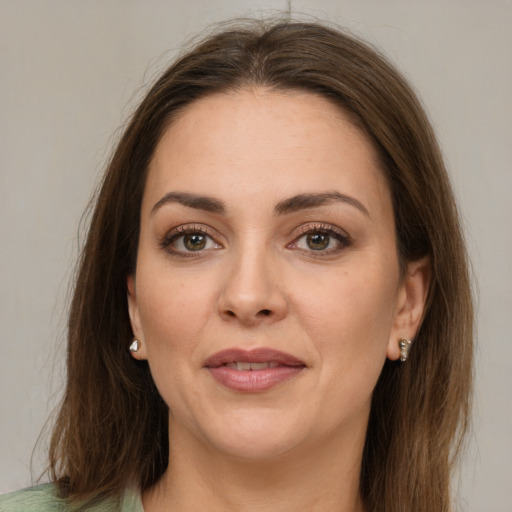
[{"left": 204, "top": 348, "right": 306, "bottom": 392}]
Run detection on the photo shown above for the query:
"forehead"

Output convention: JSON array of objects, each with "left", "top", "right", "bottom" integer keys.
[{"left": 144, "top": 89, "right": 390, "bottom": 217}]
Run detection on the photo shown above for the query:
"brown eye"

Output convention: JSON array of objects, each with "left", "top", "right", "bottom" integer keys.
[
  {"left": 290, "top": 225, "right": 351, "bottom": 256},
  {"left": 162, "top": 228, "right": 222, "bottom": 256},
  {"left": 306, "top": 233, "right": 330, "bottom": 251},
  {"left": 184, "top": 233, "right": 207, "bottom": 251}
]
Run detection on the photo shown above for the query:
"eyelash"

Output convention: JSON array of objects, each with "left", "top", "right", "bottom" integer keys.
[
  {"left": 159, "top": 225, "right": 220, "bottom": 258},
  {"left": 159, "top": 223, "right": 351, "bottom": 258},
  {"left": 288, "top": 223, "right": 352, "bottom": 257}
]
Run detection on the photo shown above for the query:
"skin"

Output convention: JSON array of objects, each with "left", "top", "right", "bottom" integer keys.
[{"left": 127, "top": 89, "right": 429, "bottom": 512}]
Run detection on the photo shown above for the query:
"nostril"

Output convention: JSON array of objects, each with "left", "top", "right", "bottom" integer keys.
[{"left": 259, "top": 309, "right": 272, "bottom": 316}]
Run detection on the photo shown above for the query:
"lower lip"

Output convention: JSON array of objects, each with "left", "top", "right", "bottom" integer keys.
[{"left": 207, "top": 366, "right": 304, "bottom": 392}]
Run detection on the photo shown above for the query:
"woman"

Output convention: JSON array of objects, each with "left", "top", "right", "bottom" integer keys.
[{"left": 0, "top": 19, "right": 473, "bottom": 512}]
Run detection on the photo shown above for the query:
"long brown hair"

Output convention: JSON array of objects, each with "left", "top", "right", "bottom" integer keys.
[{"left": 48, "top": 20, "right": 473, "bottom": 512}]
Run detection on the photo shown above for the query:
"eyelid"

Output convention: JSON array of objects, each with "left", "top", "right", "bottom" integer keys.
[
  {"left": 293, "top": 222, "right": 349, "bottom": 239},
  {"left": 159, "top": 221, "right": 351, "bottom": 257},
  {"left": 159, "top": 224, "right": 223, "bottom": 255},
  {"left": 287, "top": 222, "right": 352, "bottom": 255}
]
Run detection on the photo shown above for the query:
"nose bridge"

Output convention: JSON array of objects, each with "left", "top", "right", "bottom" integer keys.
[{"left": 218, "top": 235, "right": 286, "bottom": 324}]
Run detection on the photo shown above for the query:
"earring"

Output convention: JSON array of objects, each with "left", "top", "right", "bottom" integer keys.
[
  {"left": 398, "top": 338, "right": 412, "bottom": 362},
  {"left": 129, "top": 339, "right": 140, "bottom": 353}
]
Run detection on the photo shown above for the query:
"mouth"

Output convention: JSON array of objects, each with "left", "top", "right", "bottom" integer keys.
[
  {"left": 204, "top": 348, "right": 306, "bottom": 392},
  {"left": 223, "top": 361, "right": 281, "bottom": 370},
  {"left": 204, "top": 348, "right": 306, "bottom": 368}
]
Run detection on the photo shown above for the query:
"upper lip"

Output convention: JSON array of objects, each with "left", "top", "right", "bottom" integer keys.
[{"left": 204, "top": 348, "right": 306, "bottom": 368}]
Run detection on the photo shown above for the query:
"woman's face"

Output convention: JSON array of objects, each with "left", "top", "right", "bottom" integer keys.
[{"left": 128, "top": 89, "right": 425, "bottom": 459}]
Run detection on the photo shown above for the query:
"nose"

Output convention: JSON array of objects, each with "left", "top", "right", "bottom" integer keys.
[{"left": 217, "top": 244, "right": 288, "bottom": 326}]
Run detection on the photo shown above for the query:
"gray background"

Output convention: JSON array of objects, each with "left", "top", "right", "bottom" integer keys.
[{"left": 1, "top": 1, "right": 511, "bottom": 510}]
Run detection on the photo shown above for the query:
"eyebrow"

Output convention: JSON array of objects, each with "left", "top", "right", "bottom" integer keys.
[
  {"left": 151, "top": 190, "right": 370, "bottom": 218},
  {"left": 274, "top": 192, "right": 370, "bottom": 217},
  {"left": 151, "top": 191, "right": 225, "bottom": 215}
]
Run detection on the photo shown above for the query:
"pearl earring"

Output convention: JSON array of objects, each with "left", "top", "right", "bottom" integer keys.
[{"left": 129, "top": 339, "right": 140, "bottom": 353}]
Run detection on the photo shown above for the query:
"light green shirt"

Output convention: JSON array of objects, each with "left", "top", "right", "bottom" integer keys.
[{"left": 0, "top": 483, "right": 144, "bottom": 512}]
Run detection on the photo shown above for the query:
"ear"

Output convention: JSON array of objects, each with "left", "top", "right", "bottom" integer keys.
[
  {"left": 127, "top": 274, "right": 147, "bottom": 360},
  {"left": 387, "top": 257, "right": 430, "bottom": 360}
]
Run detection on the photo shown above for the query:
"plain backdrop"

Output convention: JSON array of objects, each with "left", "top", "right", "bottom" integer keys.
[{"left": 1, "top": 1, "right": 511, "bottom": 511}]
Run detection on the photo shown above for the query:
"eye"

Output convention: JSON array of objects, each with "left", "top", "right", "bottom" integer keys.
[
  {"left": 161, "top": 226, "right": 222, "bottom": 256},
  {"left": 302, "top": 232, "right": 331, "bottom": 251},
  {"left": 289, "top": 224, "right": 351, "bottom": 255},
  {"left": 178, "top": 233, "right": 210, "bottom": 251}
]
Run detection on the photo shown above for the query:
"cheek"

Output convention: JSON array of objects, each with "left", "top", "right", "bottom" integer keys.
[
  {"left": 134, "top": 273, "right": 213, "bottom": 414},
  {"left": 297, "top": 262, "right": 397, "bottom": 333},
  {"left": 136, "top": 268, "right": 216, "bottom": 362},
  {"left": 293, "top": 258, "right": 398, "bottom": 381}
]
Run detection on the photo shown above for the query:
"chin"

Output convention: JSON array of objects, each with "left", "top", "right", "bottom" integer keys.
[{"left": 196, "top": 408, "right": 309, "bottom": 460}]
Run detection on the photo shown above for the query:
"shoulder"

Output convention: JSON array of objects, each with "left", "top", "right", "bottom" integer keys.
[
  {"left": 0, "top": 484, "right": 66, "bottom": 511},
  {"left": 0, "top": 484, "right": 143, "bottom": 512}
]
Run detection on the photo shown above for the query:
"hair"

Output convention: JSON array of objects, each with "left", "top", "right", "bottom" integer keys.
[{"left": 48, "top": 19, "right": 473, "bottom": 512}]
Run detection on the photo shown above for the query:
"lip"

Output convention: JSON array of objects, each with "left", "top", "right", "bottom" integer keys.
[{"left": 204, "top": 348, "right": 306, "bottom": 392}]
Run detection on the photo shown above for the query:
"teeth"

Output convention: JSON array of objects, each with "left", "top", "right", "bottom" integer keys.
[
  {"left": 225, "top": 361, "right": 280, "bottom": 370},
  {"left": 253, "top": 362, "right": 281, "bottom": 370}
]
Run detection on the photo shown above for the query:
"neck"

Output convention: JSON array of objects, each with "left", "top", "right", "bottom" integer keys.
[{"left": 143, "top": 419, "right": 367, "bottom": 512}]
